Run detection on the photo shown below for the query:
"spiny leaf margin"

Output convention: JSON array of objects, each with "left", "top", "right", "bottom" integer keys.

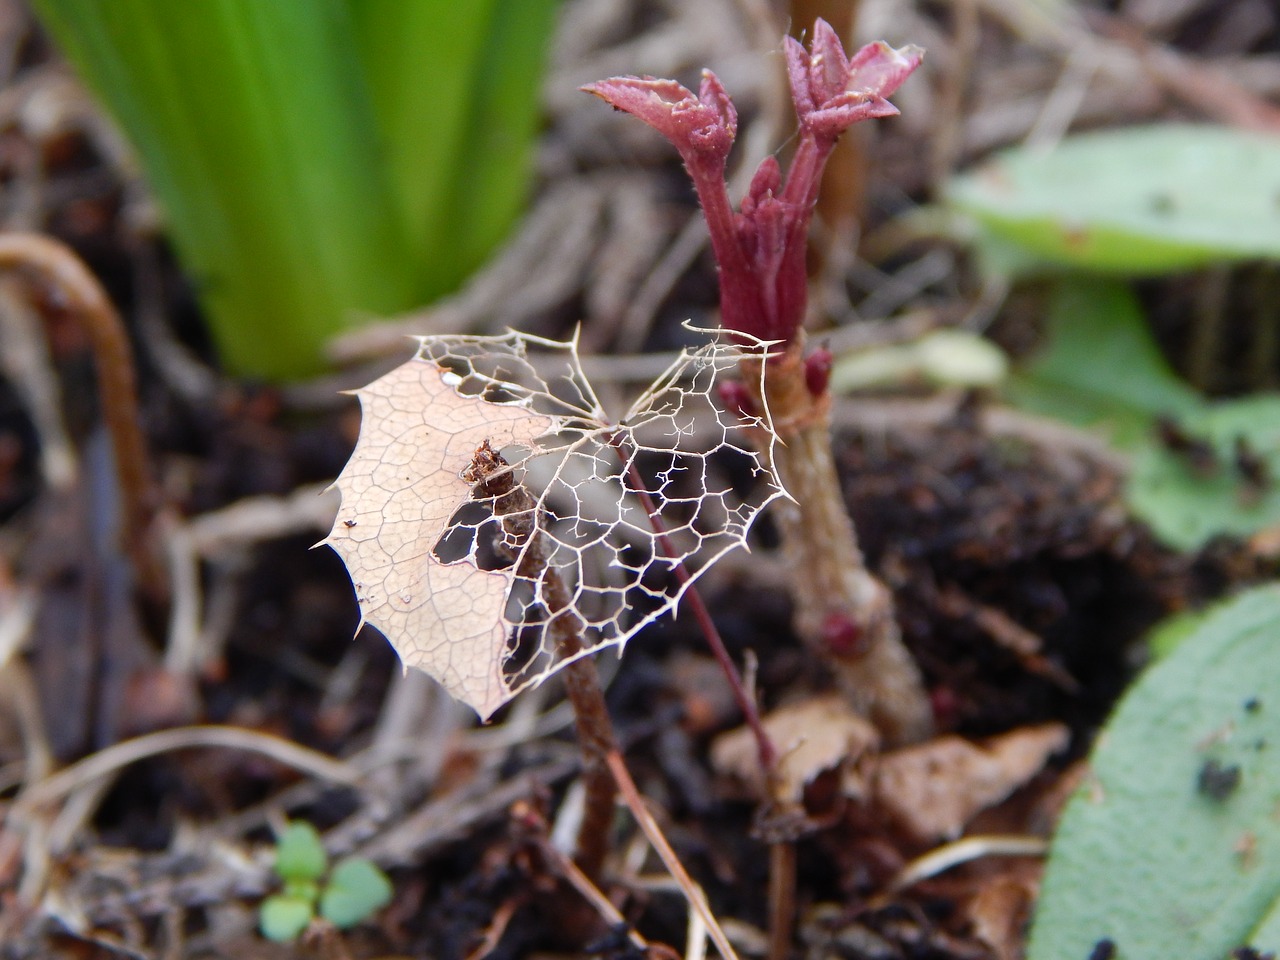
[{"left": 325, "top": 330, "right": 785, "bottom": 718}]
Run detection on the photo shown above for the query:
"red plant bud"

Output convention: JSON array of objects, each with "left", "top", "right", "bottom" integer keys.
[
  {"left": 718, "top": 379, "right": 757, "bottom": 420},
  {"left": 580, "top": 71, "right": 736, "bottom": 176},
  {"left": 821, "top": 610, "right": 865, "bottom": 656},
  {"left": 584, "top": 20, "right": 921, "bottom": 349},
  {"left": 804, "top": 346, "right": 833, "bottom": 397},
  {"left": 929, "top": 685, "right": 960, "bottom": 727},
  {"left": 784, "top": 28, "right": 924, "bottom": 145}
]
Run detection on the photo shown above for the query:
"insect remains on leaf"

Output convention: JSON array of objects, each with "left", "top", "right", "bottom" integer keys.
[
  {"left": 324, "top": 330, "right": 784, "bottom": 719},
  {"left": 463, "top": 439, "right": 504, "bottom": 484}
]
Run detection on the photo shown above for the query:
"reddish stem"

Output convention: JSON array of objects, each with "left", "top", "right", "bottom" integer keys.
[{"left": 607, "top": 433, "right": 777, "bottom": 774}]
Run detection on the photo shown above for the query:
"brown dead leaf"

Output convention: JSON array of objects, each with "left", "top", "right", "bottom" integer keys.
[
  {"left": 964, "top": 864, "right": 1041, "bottom": 960},
  {"left": 711, "top": 695, "right": 879, "bottom": 804},
  {"left": 324, "top": 358, "right": 554, "bottom": 718},
  {"left": 874, "top": 724, "right": 1068, "bottom": 841}
]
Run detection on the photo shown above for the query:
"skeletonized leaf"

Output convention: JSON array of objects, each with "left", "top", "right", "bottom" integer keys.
[{"left": 325, "top": 330, "right": 782, "bottom": 718}]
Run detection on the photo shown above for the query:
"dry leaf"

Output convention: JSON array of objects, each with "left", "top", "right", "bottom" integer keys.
[
  {"left": 323, "top": 358, "right": 554, "bottom": 718},
  {"left": 874, "top": 724, "right": 1069, "bottom": 840},
  {"left": 712, "top": 694, "right": 879, "bottom": 803},
  {"left": 965, "top": 866, "right": 1041, "bottom": 960},
  {"left": 325, "top": 331, "right": 783, "bottom": 718}
]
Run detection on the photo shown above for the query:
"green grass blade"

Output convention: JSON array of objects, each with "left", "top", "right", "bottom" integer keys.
[
  {"left": 343, "top": 0, "right": 498, "bottom": 268},
  {"left": 445, "top": 0, "right": 559, "bottom": 279},
  {"left": 345, "top": 0, "right": 559, "bottom": 294},
  {"left": 31, "top": 0, "right": 419, "bottom": 380}
]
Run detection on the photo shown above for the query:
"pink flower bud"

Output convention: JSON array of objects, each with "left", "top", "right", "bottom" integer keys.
[
  {"left": 784, "top": 26, "right": 923, "bottom": 146},
  {"left": 585, "top": 20, "right": 921, "bottom": 348},
  {"left": 804, "top": 346, "right": 834, "bottom": 397},
  {"left": 581, "top": 70, "right": 736, "bottom": 176},
  {"left": 822, "top": 610, "right": 865, "bottom": 656}
]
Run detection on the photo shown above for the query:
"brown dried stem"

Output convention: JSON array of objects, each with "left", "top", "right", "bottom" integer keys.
[
  {"left": 466, "top": 442, "right": 617, "bottom": 881},
  {"left": 605, "top": 749, "right": 741, "bottom": 960},
  {"left": 766, "top": 837, "right": 797, "bottom": 960},
  {"left": 746, "top": 339, "right": 932, "bottom": 745},
  {"left": 610, "top": 429, "right": 796, "bottom": 960},
  {"left": 0, "top": 232, "right": 164, "bottom": 601}
]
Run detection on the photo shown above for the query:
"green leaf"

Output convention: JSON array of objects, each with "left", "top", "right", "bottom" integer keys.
[
  {"left": 346, "top": 0, "right": 558, "bottom": 291},
  {"left": 1127, "top": 394, "right": 1280, "bottom": 550},
  {"left": 1027, "top": 586, "right": 1280, "bottom": 960},
  {"left": 282, "top": 878, "right": 320, "bottom": 903},
  {"left": 1143, "top": 606, "right": 1211, "bottom": 661},
  {"left": 1248, "top": 897, "right": 1280, "bottom": 950},
  {"left": 947, "top": 125, "right": 1280, "bottom": 275},
  {"left": 259, "top": 894, "right": 314, "bottom": 942},
  {"left": 444, "top": 0, "right": 560, "bottom": 279},
  {"left": 29, "top": 1, "right": 560, "bottom": 380},
  {"left": 1006, "top": 279, "right": 1280, "bottom": 551},
  {"left": 1008, "top": 278, "right": 1198, "bottom": 447},
  {"left": 319, "top": 857, "right": 394, "bottom": 929},
  {"left": 29, "top": 0, "right": 422, "bottom": 380},
  {"left": 830, "top": 329, "right": 1008, "bottom": 393},
  {"left": 345, "top": 0, "right": 498, "bottom": 262},
  {"left": 274, "top": 821, "right": 327, "bottom": 882}
]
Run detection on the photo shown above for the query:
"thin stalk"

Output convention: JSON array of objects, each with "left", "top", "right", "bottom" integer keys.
[
  {"left": 605, "top": 750, "right": 741, "bottom": 960},
  {"left": 745, "top": 339, "right": 932, "bottom": 745},
  {"left": 515, "top": 802, "right": 650, "bottom": 953},
  {"left": 607, "top": 433, "right": 776, "bottom": 774},
  {"left": 611, "top": 433, "right": 797, "bottom": 960},
  {"left": 767, "top": 840, "right": 797, "bottom": 960},
  {"left": 466, "top": 443, "right": 616, "bottom": 881},
  {"left": 0, "top": 232, "right": 165, "bottom": 602},
  {"left": 551, "top": 629, "right": 618, "bottom": 881}
]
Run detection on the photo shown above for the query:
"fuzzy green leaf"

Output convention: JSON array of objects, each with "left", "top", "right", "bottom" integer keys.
[
  {"left": 1027, "top": 586, "right": 1280, "bottom": 960},
  {"left": 1009, "top": 278, "right": 1198, "bottom": 448},
  {"left": 319, "top": 857, "right": 393, "bottom": 929},
  {"left": 259, "top": 895, "right": 314, "bottom": 942},
  {"left": 274, "top": 821, "right": 327, "bottom": 883},
  {"left": 948, "top": 125, "right": 1280, "bottom": 275}
]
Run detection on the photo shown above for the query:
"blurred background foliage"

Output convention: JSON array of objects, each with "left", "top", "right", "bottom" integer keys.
[{"left": 29, "top": 0, "right": 559, "bottom": 379}]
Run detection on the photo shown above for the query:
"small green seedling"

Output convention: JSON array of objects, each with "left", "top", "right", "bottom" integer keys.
[{"left": 259, "top": 820, "right": 393, "bottom": 942}]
